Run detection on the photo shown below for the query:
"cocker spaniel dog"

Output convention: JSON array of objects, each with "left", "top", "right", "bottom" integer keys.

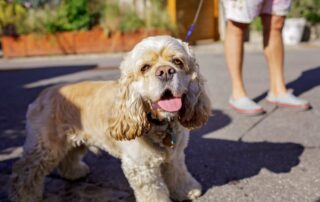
[{"left": 10, "top": 36, "right": 211, "bottom": 202}]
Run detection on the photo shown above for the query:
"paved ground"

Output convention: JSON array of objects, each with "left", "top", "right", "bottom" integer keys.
[{"left": 0, "top": 44, "right": 319, "bottom": 202}]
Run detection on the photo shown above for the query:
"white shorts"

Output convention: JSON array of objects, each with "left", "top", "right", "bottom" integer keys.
[{"left": 223, "top": 0, "right": 292, "bottom": 23}]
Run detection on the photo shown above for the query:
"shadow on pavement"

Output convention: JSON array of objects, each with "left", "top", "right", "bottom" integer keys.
[
  {"left": 187, "top": 111, "right": 304, "bottom": 192},
  {"left": 0, "top": 65, "right": 96, "bottom": 152},
  {"left": 0, "top": 65, "right": 98, "bottom": 201},
  {"left": 286, "top": 66, "right": 320, "bottom": 96},
  {"left": 253, "top": 66, "right": 320, "bottom": 103}
]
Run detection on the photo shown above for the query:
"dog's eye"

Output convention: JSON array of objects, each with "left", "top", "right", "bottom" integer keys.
[
  {"left": 172, "top": 58, "right": 183, "bottom": 66},
  {"left": 141, "top": 64, "right": 151, "bottom": 72}
]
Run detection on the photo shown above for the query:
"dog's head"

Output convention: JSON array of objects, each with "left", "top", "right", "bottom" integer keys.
[{"left": 109, "top": 36, "right": 211, "bottom": 140}]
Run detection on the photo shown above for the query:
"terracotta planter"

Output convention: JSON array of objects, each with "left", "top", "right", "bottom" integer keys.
[
  {"left": 55, "top": 32, "right": 76, "bottom": 54},
  {"left": 25, "top": 33, "right": 76, "bottom": 56},
  {"left": 145, "top": 29, "right": 170, "bottom": 36},
  {"left": 75, "top": 28, "right": 113, "bottom": 53},
  {"left": 1, "top": 28, "right": 171, "bottom": 58},
  {"left": 121, "top": 30, "right": 147, "bottom": 51},
  {"left": 110, "top": 32, "right": 123, "bottom": 52},
  {"left": 25, "top": 34, "right": 61, "bottom": 56},
  {"left": 74, "top": 29, "right": 125, "bottom": 53},
  {"left": 1, "top": 36, "right": 27, "bottom": 58},
  {"left": 119, "top": 29, "right": 170, "bottom": 52},
  {"left": 75, "top": 28, "right": 122, "bottom": 53}
]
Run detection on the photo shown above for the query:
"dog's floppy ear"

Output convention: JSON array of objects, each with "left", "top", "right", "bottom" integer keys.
[
  {"left": 108, "top": 75, "right": 151, "bottom": 140},
  {"left": 179, "top": 72, "right": 211, "bottom": 129},
  {"left": 179, "top": 42, "right": 212, "bottom": 129}
]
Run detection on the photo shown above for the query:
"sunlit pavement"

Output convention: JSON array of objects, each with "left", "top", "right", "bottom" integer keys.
[{"left": 0, "top": 44, "right": 319, "bottom": 202}]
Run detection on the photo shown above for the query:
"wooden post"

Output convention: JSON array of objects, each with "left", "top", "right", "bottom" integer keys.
[
  {"left": 167, "top": 0, "right": 177, "bottom": 24},
  {"left": 213, "top": 0, "right": 220, "bottom": 40},
  {"left": 166, "top": 0, "right": 220, "bottom": 41}
]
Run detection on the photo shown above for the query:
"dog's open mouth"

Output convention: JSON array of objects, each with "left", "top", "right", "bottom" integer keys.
[{"left": 153, "top": 89, "right": 182, "bottom": 112}]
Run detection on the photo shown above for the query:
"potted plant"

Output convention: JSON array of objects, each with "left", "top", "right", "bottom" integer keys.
[
  {"left": 0, "top": 0, "right": 28, "bottom": 57},
  {"left": 118, "top": 10, "right": 146, "bottom": 51},
  {"left": 302, "top": 0, "right": 320, "bottom": 40},
  {"left": 283, "top": 0, "right": 320, "bottom": 44},
  {"left": 0, "top": 0, "right": 83, "bottom": 57},
  {"left": 22, "top": 7, "right": 75, "bottom": 56},
  {"left": 75, "top": 1, "right": 121, "bottom": 53},
  {"left": 47, "top": 0, "right": 93, "bottom": 54},
  {"left": 1, "top": 0, "right": 175, "bottom": 57},
  {"left": 116, "top": 0, "right": 174, "bottom": 51}
]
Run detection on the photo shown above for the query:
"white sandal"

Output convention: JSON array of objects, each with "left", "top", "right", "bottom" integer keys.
[
  {"left": 229, "top": 97, "right": 265, "bottom": 115},
  {"left": 266, "top": 91, "right": 311, "bottom": 110}
]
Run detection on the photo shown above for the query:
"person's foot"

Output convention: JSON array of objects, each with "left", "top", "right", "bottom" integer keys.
[
  {"left": 266, "top": 91, "right": 311, "bottom": 110},
  {"left": 229, "top": 97, "right": 265, "bottom": 115}
]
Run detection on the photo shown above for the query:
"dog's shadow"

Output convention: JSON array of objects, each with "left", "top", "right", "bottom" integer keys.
[{"left": 187, "top": 110, "right": 304, "bottom": 191}]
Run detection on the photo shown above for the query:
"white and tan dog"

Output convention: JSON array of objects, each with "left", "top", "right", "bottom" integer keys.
[{"left": 9, "top": 36, "right": 211, "bottom": 202}]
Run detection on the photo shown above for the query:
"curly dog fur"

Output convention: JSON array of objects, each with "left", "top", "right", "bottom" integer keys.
[{"left": 9, "top": 36, "right": 211, "bottom": 202}]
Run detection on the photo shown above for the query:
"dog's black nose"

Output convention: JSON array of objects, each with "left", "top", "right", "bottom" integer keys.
[{"left": 155, "top": 66, "right": 176, "bottom": 81}]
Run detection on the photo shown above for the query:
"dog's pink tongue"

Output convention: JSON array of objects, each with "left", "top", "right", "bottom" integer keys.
[{"left": 157, "top": 97, "right": 182, "bottom": 112}]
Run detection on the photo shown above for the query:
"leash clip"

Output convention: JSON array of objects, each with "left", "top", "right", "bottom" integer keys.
[{"left": 163, "top": 128, "right": 176, "bottom": 149}]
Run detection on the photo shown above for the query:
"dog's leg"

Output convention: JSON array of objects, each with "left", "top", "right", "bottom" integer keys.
[
  {"left": 122, "top": 156, "right": 171, "bottom": 202},
  {"left": 163, "top": 152, "right": 202, "bottom": 201},
  {"left": 57, "top": 145, "right": 90, "bottom": 180},
  {"left": 9, "top": 131, "right": 68, "bottom": 202}
]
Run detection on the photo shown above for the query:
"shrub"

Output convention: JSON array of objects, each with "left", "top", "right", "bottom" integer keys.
[
  {"left": 118, "top": 11, "right": 144, "bottom": 32},
  {"left": 99, "top": 1, "right": 121, "bottom": 34},
  {"left": 147, "top": 0, "right": 176, "bottom": 32},
  {"left": 289, "top": 0, "right": 320, "bottom": 24},
  {"left": 46, "top": 0, "right": 93, "bottom": 33},
  {"left": 0, "top": 0, "right": 27, "bottom": 36},
  {"left": 19, "top": 7, "right": 53, "bottom": 35},
  {"left": 251, "top": 17, "right": 262, "bottom": 32},
  {"left": 99, "top": 0, "right": 174, "bottom": 34},
  {"left": 1, "top": 0, "right": 175, "bottom": 36}
]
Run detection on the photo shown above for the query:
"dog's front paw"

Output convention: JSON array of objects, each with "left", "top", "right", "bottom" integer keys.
[
  {"left": 171, "top": 180, "right": 202, "bottom": 201},
  {"left": 187, "top": 188, "right": 202, "bottom": 200},
  {"left": 58, "top": 161, "right": 90, "bottom": 180}
]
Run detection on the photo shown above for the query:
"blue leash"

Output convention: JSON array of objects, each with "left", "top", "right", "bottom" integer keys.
[{"left": 184, "top": 0, "right": 204, "bottom": 42}]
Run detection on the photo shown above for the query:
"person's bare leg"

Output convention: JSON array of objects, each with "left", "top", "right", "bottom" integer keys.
[
  {"left": 224, "top": 20, "right": 249, "bottom": 99},
  {"left": 261, "top": 14, "right": 310, "bottom": 109},
  {"left": 261, "top": 14, "right": 287, "bottom": 96}
]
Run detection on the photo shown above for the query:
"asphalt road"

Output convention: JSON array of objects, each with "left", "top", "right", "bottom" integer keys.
[{"left": 0, "top": 47, "right": 319, "bottom": 202}]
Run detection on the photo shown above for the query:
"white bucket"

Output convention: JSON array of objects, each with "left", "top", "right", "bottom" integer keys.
[{"left": 282, "top": 18, "right": 306, "bottom": 45}]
